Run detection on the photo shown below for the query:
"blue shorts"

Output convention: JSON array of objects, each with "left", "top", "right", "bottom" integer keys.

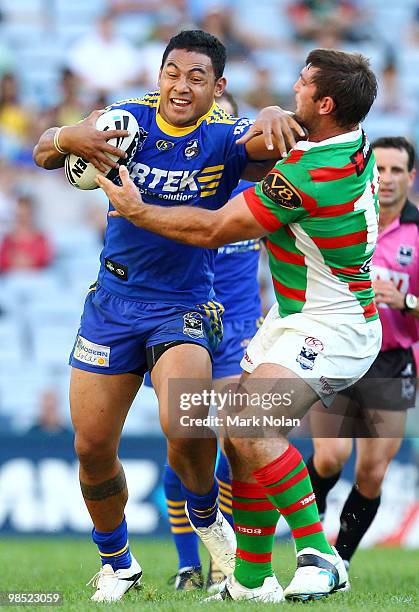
[
  {"left": 212, "top": 317, "right": 263, "bottom": 379},
  {"left": 69, "top": 284, "right": 224, "bottom": 375}
]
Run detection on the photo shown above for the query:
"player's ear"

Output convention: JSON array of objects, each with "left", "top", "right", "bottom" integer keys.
[
  {"left": 408, "top": 167, "right": 416, "bottom": 189},
  {"left": 318, "top": 96, "right": 335, "bottom": 117},
  {"left": 214, "top": 77, "right": 227, "bottom": 98},
  {"left": 158, "top": 67, "right": 162, "bottom": 87}
]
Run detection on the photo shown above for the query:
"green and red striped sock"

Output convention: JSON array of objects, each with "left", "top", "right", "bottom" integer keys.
[
  {"left": 232, "top": 480, "right": 279, "bottom": 589},
  {"left": 254, "top": 445, "right": 333, "bottom": 555}
]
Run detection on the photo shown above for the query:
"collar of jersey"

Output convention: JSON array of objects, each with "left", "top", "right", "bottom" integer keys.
[
  {"left": 294, "top": 126, "right": 362, "bottom": 151},
  {"left": 155, "top": 101, "right": 217, "bottom": 137}
]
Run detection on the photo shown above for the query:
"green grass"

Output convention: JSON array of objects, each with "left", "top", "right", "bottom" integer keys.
[{"left": 2, "top": 538, "right": 418, "bottom": 611}]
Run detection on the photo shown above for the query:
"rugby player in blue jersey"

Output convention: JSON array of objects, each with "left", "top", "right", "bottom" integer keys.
[
  {"left": 33, "top": 30, "right": 303, "bottom": 602},
  {"left": 163, "top": 92, "right": 264, "bottom": 592}
]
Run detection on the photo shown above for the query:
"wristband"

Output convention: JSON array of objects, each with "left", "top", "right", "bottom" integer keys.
[{"left": 53, "top": 126, "right": 69, "bottom": 155}]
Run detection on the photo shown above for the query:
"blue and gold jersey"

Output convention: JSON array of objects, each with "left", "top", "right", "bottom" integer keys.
[
  {"left": 214, "top": 181, "right": 262, "bottom": 321},
  {"left": 98, "top": 91, "right": 252, "bottom": 304}
]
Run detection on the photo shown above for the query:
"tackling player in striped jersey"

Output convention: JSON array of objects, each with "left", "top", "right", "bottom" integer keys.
[{"left": 98, "top": 48, "right": 380, "bottom": 602}]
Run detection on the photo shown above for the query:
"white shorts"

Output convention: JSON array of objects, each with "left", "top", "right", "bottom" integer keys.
[{"left": 240, "top": 304, "right": 382, "bottom": 407}]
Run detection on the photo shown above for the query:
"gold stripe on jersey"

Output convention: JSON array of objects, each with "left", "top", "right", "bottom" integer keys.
[
  {"left": 106, "top": 91, "right": 160, "bottom": 110},
  {"left": 201, "top": 189, "right": 218, "bottom": 197},
  {"left": 201, "top": 165, "right": 224, "bottom": 173},
  {"left": 201, "top": 182, "right": 219, "bottom": 191},
  {"left": 198, "top": 173, "right": 223, "bottom": 183},
  {"left": 207, "top": 105, "right": 237, "bottom": 125}
]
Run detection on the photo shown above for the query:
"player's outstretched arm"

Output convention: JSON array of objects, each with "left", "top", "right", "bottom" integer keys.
[
  {"left": 32, "top": 110, "right": 130, "bottom": 172},
  {"left": 97, "top": 166, "right": 266, "bottom": 248},
  {"left": 240, "top": 107, "right": 306, "bottom": 160}
]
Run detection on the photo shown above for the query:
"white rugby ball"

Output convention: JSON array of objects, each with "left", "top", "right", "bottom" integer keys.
[{"left": 64, "top": 109, "right": 139, "bottom": 190}]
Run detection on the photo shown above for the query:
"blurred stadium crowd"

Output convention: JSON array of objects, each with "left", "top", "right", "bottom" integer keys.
[{"left": 0, "top": 0, "right": 418, "bottom": 434}]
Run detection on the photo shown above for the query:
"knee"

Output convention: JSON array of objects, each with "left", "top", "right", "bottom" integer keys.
[
  {"left": 356, "top": 459, "right": 389, "bottom": 498},
  {"left": 168, "top": 438, "right": 216, "bottom": 474},
  {"left": 74, "top": 432, "right": 117, "bottom": 473},
  {"left": 315, "top": 443, "right": 351, "bottom": 477}
]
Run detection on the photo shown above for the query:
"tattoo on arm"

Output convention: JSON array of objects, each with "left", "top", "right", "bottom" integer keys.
[{"left": 80, "top": 466, "right": 127, "bottom": 501}]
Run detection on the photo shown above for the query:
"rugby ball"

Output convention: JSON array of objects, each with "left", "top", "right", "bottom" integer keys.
[{"left": 64, "top": 109, "right": 139, "bottom": 190}]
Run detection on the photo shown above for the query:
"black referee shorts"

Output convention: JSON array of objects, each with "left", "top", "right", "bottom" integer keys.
[{"left": 340, "top": 347, "right": 417, "bottom": 411}]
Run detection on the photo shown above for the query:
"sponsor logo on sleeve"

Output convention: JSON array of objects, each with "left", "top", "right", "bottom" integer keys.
[
  {"left": 261, "top": 173, "right": 302, "bottom": 209},
  {"left": 74, "top": 336, "right": 110, "bottom": 367},
  {"left": 183, "top": 312, "right": 204, "bottom": 339}
]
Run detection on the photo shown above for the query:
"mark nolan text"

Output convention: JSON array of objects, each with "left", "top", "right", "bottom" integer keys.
[{"left": 180, "top": 415, "right": 301, "bottom": 428}]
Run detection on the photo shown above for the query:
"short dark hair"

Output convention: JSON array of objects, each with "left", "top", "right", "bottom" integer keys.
[
  {"left": 371, "top": 136, "right": 416, "bottom": 172},
  {"left": 161, "top": 30, "right": 226, "bottom": 80},
  {"left": 306, "top": 49, "right": 378, "bottom": 128}
]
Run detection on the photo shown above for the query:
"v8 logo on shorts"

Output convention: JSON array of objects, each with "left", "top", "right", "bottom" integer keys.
[{"left": 183, "top": 312, "right": 204, "bottom": 339}]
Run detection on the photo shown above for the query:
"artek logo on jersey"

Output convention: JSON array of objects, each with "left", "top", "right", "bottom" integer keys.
[{"left": 129, "top": 162, "right": 224, "bottom": 202}]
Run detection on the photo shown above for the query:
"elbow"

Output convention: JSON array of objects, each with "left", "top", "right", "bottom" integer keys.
[
  {"left": 32, "top": 145, "right": 43, "bottom": 168},
  {"left": 33, "top": 145, "right": 50, "bottom": 169}
]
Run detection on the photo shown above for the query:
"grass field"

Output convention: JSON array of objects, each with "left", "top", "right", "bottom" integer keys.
[{"left": 3, "top": 538, "right": 418, "bottom": 611}]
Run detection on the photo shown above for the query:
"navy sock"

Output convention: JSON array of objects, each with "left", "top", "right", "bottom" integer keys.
[
  {"left": 216, "top": 451, "right": 233, "bottom": 528},
  {"left": 306, "top": 455, "right": 341, "bottom": 516},
  {"left": 92, "top": 516, "right": 132, "bottom": 570},
  {"left": 182, "top": 480, "right": 219, "bottom": 528},
  {"left": 163, "top": 463, "right": 201, "bottom": 570},
  {"left": 335, "top": 486, "right": 381, "bottom": 563}
]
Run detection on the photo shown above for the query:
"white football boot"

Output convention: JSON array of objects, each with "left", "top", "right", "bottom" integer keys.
[
  {"left": 185, "top": 506, "right": 236, "bottom": 576},
  {"left": 284, "top": 546, "right": 348, "bottom": 601},
  {"left": 87, "top": 556, "right": 142, "bottom": 602},
  {"left": 205, "top": 574, "right": 284, "bottom": 603}
]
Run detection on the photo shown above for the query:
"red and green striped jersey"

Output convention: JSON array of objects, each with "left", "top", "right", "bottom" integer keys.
[{"left": 245, "top": 128, "right": 379, "bottom": 322}]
